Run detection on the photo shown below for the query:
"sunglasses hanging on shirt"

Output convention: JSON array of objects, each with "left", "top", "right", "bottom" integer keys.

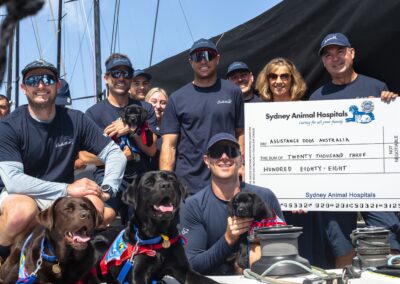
[
  {"left": 190, "top": 50, "right": 218, "bottom": 63},
  {"left": 24, "top": 74, "right": 57, "bottom": 87}
]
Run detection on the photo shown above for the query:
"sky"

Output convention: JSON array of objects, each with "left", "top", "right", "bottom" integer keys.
[{"left": 1, "top": 0, "right": 281, "bottom": 112}]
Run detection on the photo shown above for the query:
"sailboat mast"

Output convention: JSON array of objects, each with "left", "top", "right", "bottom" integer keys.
[
  {"left": 94, "top": 0, "right": 102, "bottom": 101},
  {"left": 56, "top": 0, "right": 63, "bottom": 74}
]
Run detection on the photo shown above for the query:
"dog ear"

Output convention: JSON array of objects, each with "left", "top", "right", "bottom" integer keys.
[
  {"left": 122, "top": 176, "right": 141, "bottom": 209},
  {"left": 227, "top": 195, "right": 236, "bottom": 217},
  {"left": 178, "top": 180, "right": 188, "bottom": 202},
  {"left": 140, "top": 108, "right": 148, "bottom": 124},
  {"left": 251, "top": 194, "right": 269, "bottom": 219},
  {"left": 37, "top": 197, "right": 63, "bottom": 229}
]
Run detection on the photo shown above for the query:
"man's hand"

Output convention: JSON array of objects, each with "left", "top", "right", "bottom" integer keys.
[
  {"left": 101, "top": 192, "right": 111, "bottom": 202},
  {"left": 104, "top": 119, "right": 130, "bottom": 138},
  {"left": 380, "top": 91, "right": 398, "bottom": 103},
  {"left": 67, "top": 178, "right": 102, "bottom": 197},
  {"left": 224, "top": 216, "right": 253, "bottom": 246}
]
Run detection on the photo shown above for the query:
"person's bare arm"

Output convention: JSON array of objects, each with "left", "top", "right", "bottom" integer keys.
[
  {"left": 79, "top": 151, "right": 104, "bottom": 166},
  {"left": 159, "top": 134, "right": 178, "bottom": 171},
  {"left": 131, "top": 132, "right": 158, "bottom": 157}
]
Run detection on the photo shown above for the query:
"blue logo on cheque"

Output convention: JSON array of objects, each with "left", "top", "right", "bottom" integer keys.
[{"left": 345, "top": 100, "right": 375, "bottom": 124}]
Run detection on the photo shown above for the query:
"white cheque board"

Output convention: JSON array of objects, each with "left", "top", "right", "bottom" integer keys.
[{"left": 245, "top": 98, "right": 400, "bottom": 211}]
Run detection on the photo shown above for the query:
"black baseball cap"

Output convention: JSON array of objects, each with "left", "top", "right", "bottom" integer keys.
[
  {"left": 226, "top": 61, "right": 251, "bottom": 78},
  {"left": 189, "top": 38, "right": 218, "bottom": 54},
  {"left": 206, "top": 132, "right": 239, "bottom": 152},
  {"left": 21, "top": 59, "right": 58, "bottom": 79},
  {"left": 134, "top": 69, "right": 152, "bottom": 80},
  {"left": 105, "top": 57, "right": 133, "bottom": 72}
]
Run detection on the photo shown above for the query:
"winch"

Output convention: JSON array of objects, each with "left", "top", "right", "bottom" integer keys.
[{"left": 251, "top": 225, "right": 311, "bottom": 276}]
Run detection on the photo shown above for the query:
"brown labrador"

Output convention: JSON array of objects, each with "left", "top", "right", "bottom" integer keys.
[{"left": 0, "top": 196, "right": 102, "bottom": 284}]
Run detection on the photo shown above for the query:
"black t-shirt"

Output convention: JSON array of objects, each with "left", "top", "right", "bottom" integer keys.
[
  {"left": 0, "top": 105, "right": 110, "bottom": 186},
  {"left": 160, "top": 79, "right": 244, "bottom": 194},
  {"left": 85, "top": 98, "right": 157, "bottom": 184}
]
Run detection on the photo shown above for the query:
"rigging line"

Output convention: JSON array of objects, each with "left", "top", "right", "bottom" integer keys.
[
  {"left": 47, "top": 0, "right": 58, "bottom": 35},
  {"left": 178, "top": 0, "right": 194, "bottom": 42},
  {"left": 79, "top": 0, "right": 94, "bottom": 49},
  {"left": 110, "top": 0, "right": 119, "bottom": 54},
  {"left": 30, "top": 17, "right": 43, "bottom": 58},
  {"left": 99, "top": 11, "right": 111, "bottom": 48},
  {"left": 149, "top": 0, "right": 160, "bottom": 66},
  {"left": 114, "top": 0, "right": 121, "bottom": 53},
  {"left": 69, "top": 1, "right": 94, "bottom": 83},
  {"left": 215, "top": 32, "right": 225, "bottom": 47}
]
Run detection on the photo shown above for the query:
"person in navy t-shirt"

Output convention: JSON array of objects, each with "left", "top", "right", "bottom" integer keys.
[
  {"left": 0, "top": 59, "right": 126, "bottom": 261},
  {"left": 309, "top": 33, "right": 399, "bottom": 268},
  {"left": 80, "top": 53, "right": 158, "bottom": 220},
  {"left": 160, "top": 38, "right": 245, "bottom": 194},
  {"left": 179, "top": 133, "right": 283, "bottom": 275}
]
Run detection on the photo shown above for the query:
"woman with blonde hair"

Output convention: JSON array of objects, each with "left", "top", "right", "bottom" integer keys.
[
  {"left": 256, "top": 57, "right": 307, "bottom": 102},
  {"left": 145, "top": 87, "right": 168, "bottom": 170}
]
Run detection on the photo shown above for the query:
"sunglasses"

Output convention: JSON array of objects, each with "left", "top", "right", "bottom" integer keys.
[
  {"left": 109, "top": 70, "right": 133, "bottom": 79},
  {"left": 208, "top": 145, "right": 240, "bottom": 159},
  {"left": 24, "top": 74, "right": 57, "bottom": 87},
  {"left": 190, "top": 50, "right": 218, "bottom": 63},
  {"left": 268, "top": 73, "right": 291, "bottom": 81}
]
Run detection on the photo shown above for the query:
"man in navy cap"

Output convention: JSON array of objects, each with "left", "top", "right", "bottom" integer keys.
[
  {"left": 129, "top": 69, "right": 152, "bottom": 101},
  {"left": 160, "top": 38, "right": 245, "bottom": 195},
  {"left": 0, "top": 59, "right": 127, "bottom": 261},
  {"left": 180, "top": 132, "right": 283, "bottom": 275},
  {"left": 226, "top": 61, "right": 261, "bottom": 103},
  {"left": 81, "top": 53, "right": 158, "bottom": 224},
  {"left": 310, "top": 33, "right": 399, "bottom": 267}
]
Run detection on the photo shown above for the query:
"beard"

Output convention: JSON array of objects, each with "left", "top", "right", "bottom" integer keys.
[{"left": 26, "top": 94, "right": 56, "bottom": 110}]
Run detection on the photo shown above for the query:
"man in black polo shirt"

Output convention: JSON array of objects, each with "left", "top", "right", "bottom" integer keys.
[{"left": 0, "top": 59, "right": 126, "bottom": 261}]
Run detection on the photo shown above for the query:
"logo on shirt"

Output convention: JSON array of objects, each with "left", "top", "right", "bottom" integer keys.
[
  {"left": 181, "top": 228, "right": 189, "bottom": 235},
  {"left": 217, "top": 99, "right": 232, "bottom": 105},
  {"left": 55, "top": 139, "right": 73, "bottom": 148}
]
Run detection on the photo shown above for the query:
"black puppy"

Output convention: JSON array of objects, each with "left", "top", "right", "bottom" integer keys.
[
  {"left": 122, "top": 104, "right": 152, "bottom": 146},
  {"left": 94, "top": 170, "right": 218, "bottom": 284},
  {"left": 228, "top": 192, "right": 282, "bottom": 269},
  {"left": 0, "top": 197, "right": 102, "bottom": 284}
]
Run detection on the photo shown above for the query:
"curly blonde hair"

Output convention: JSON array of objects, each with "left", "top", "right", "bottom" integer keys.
[{"left": 255, "top": 57, "right": 307, "bottom": 102}]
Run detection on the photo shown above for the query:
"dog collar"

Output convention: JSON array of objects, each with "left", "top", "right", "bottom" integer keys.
[
  {"left": 99, "top": 228, "right": 187, "bottom": 280},
  {"left": 249, "top": 213, "right": 287, "bottom": 236}
]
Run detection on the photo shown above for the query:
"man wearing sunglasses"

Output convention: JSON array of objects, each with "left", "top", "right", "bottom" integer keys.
[
  {"left": 160, "top": 38, "right": 245, "bottom": 195},
  {"left": 226, "top": 61, "right": 261, "bottom": 103},
  {"left": 81, "top": 53, "right": 158, "bottom": 224},
  {"left": 0, "top": 59, "right": 127, "bottom": 261},
  {"left": 179, "top": 132, "right": 283, "bottom": 275},
  {"left": 309, "top": 33, "right": 400, "bottom": 268}
]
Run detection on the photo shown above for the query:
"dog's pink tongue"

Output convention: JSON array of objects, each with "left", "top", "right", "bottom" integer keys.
[
  {"left": 158, "top": 204, "right": 174, "bottom": 212},
  {"left": 73, "top": 234, "right": 90, "bottom": 243}
]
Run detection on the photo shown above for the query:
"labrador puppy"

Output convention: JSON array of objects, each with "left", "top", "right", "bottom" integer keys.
[
  {"left": 95, "top": 170, "right": 218, "bottom": 284},
  {"left": 0, "top": 197, "right": 102, "bottom": 284},
  {"left": 228, "top": 192, "right": 279, "bottom": 270}
]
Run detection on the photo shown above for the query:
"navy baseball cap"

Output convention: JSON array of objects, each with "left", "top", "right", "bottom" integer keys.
[
  {"left": 22, "top": 59, "right": 58, "bottom": 79},
  {"left": 318, "top": 33, "right": 351, "bottom": 56},
  {"left": 206, "top": 132, "right": 239, "bottom": 152},
  {"left": 105, "top": 57, "right": 133, "bottom": 72},
  {"left": 134, "top": 69, "right": 152, "bottom": 80},
  {"left": 226, "top": 61, "right": 251, "bottom": 78},
  {"left": 56, "top": 79, "right": 72, "bottom": 106},
  {"left": 189, "top": 38, "right": 218, "bottom": 54}
]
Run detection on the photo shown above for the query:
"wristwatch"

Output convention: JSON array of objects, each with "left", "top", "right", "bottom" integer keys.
[{"left": 101, "top": 184, "right": 115, "bottom": 198}]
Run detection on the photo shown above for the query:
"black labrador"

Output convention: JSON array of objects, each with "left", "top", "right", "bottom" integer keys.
[
  {"left": 0, "top": 196, "right": 102, "bottom": 284},
  {"left": 94, "top": 170, "right": 218, "bottom": 284}
]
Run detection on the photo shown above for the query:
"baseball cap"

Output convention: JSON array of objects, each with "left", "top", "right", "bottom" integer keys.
[
  {"left": 318, "top": 33, "right": 351, "bottom": 56},
  {"left": 206, "top": 132, "right": 239, "bottom": 152},
  {"left": 21, "top": 59, "right": 58, "bottom": 79},
  {"left": 189, "top": 38, "right": 218, "bottom": 54},
  {"left": 134, "top": 69, "right": 152, "bottom": 80},
  {"left": 56, "top": 79, "right": 72, "bottom": 106},
  {"left": 226, "top": 61, "right": 251, "bottom": 78},
  {"left": 105, "top": 57, "right": 133, "bottom": 72}
]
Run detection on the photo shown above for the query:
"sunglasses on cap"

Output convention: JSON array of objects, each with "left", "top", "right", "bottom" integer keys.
[
  {"left": 267, "top": 73, "right": 291, "bottom": 81},
  {"left": 24, "top": 74, "right": 57, "bottom": 87},
  {"left": 190, "top": 50, "right": 218, "bottom": 63},
  {"left": 109, "top": 70, "right": 133, "bottom": 79},
  {"left": 207, "top": 144, "right": 240, "bottom": 159}
]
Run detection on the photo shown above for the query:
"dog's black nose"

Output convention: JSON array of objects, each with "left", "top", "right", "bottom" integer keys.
[{"left": 237, "top": 207, "right": 248, "bottom": 217}]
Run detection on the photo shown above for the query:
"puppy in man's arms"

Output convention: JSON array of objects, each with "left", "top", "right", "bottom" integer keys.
[
  {"left": 228, "top": 192, "right": 286, "bottom": 272},
  {"left": 0, "top": 197, "right": 102, "bottom": 284},
  {"left": 93, "top": 170, "right": 218, "bottom": 283}
]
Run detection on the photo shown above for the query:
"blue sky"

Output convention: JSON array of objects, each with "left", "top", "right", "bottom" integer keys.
[{"left": 2, "top": 0, "right": 281, "bottom": 112}]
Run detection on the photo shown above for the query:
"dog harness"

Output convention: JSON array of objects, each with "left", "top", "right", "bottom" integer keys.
[
  {"left": 16, "top": 233, "right": 96, "bottom": 284},
  {"left": 113, "top": 121, "right": 151, "bottom": 153},
  {"left": 99, "top": 227, "right": 186, "bottom": 283},
  {"left": 17, "top": 233, "right": 58, "bottom": 284},
  {"left": 249, "top": 213, "right": 287, "bottom": 236}
]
